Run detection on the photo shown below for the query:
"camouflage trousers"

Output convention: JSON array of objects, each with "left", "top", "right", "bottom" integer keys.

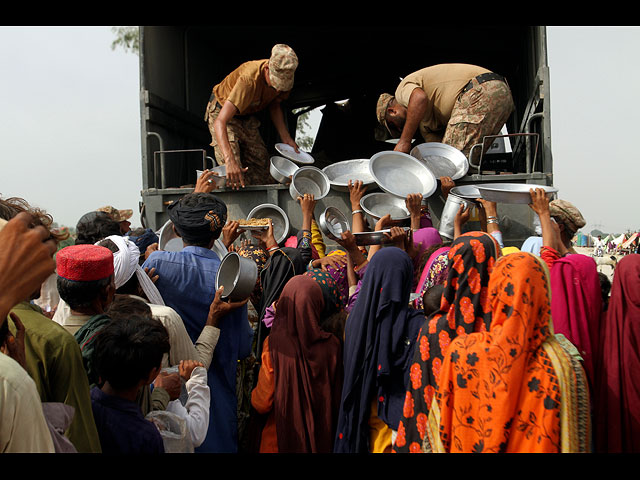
[
  {"left": 204, "top": 101, "right": 273, "bottom": 185},
  {"left": 441, "top": 78, "right": 515, "bottom": 158}
]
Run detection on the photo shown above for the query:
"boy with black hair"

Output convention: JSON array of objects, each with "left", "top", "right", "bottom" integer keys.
[{"left": 90, "top": 315, "right": 170, "bottom": 454}]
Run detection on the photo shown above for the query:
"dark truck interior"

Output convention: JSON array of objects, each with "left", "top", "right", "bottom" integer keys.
[{"left": 140, "top": 26, "right": 546, "bottom": 190}]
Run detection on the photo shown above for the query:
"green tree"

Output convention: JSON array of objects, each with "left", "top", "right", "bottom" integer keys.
[{"left": 111, "top": 26, "right": 139, "bottom": 55}]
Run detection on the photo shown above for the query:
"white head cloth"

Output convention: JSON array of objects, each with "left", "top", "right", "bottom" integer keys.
[{"left": 99, "top": 235, "right": 165, "bottom": 306}]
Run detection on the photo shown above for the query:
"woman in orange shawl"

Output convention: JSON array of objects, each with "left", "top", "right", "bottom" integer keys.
[
  {"left": 424, "top": 252, "right": 591, "bottom": 453},
  {"left": 394, "top": 231, "right": 501, "bottom": 453}
]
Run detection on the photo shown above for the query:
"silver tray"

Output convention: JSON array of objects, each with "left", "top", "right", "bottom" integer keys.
[
  {"left": 369, "top": 150, "right": 437, "bottom": 198},
  {"left": 353, "top": 227, "right": 410, "bottom": 246},
  {"left": 476, "top": 183, "right": 558, "bottom": 204},
  {"left": 238, "top": 224, "right": 269, "bottom": 231},
  {"left": 322, "top": 159, "right": 375, "bottom": 192}
]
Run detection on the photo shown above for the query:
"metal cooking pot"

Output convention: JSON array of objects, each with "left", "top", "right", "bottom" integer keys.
[
  {"left": 289, "top": 166, "right": 331, "bottom": 201},
  {"left": 318, "top": 206, "right": 351, "bottom": 241},
  {"left": 269, "top": 155, "right": 298, "bottom": 185},
  {"left": 439, "top": 194, "right": 473, "bottom": 240},
  {"left": 215, "top": 252, "right": 258, "bottom": 302}
]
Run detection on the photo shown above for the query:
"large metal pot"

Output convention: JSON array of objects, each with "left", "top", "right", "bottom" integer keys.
[
  {"left": 360, "top": 192, "right": 410, "bottom": 228},
  {"left": 215, "top": 251, "right": 258, "bottom": 302},
  {"left": 289, "top": 166, "right": 331, "bottom": 201}
]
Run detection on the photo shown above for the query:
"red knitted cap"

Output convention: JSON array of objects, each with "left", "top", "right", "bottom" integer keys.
[{"left": 56, "top": 244, "right": 114, "bottom": 282}]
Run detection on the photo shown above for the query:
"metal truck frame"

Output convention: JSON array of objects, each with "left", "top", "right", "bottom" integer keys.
[{"left": 138, "top": 26, "right": 552, "bottom": 247}]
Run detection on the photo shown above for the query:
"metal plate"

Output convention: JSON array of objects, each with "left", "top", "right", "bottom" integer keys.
[
  {"left": 369, "top": 151, "right": 437, "bottom": 199},
  {"left": 269, "top": 155, "right": 298, "bottom": 184},
  {"left": 238, "top": 225, "right": 269, "bottom": 231},
  {"left": 476, "top": 183, "right": 558, "bottom": 204},
  {"left": 410, "top": 142, "right": 469, "bottom": 180},
  {"left": 275, "top": 143, "right": 315, "bottom": 165},
  {"left": 247, "top": 203, "right": 290, "bottom": 245},
  {"left": 450, "top": 185, "right": 481, "bottom": 200},
  {"left": 360, "top": 192, "right": 410, "bottom": 222},
  {"left": 322, "top": 159, "right": 375, "bottom": 192},
  {"left": 353, "top": 227, "right": 410, "bottom": 246}
]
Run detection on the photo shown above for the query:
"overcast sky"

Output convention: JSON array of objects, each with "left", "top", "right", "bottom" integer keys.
[{"left": 1, "top": 26, "right": 638, "bottom": 235}]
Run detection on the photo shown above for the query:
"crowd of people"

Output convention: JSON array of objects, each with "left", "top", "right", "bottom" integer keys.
[{"left": 1, "top": 167, "right": 639, "bottom": 455}]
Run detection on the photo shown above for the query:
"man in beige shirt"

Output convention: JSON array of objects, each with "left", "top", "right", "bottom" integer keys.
[
  {"left": 376, "top": 63, "right": 514, "bottom": 158},
  {"left": 204, "top": 44, "right": 301, "bottom": 189}
]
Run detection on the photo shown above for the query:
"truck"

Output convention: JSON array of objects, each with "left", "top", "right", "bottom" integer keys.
[{"left": 137, "top": 25, "right": 552, "bottom": 247}]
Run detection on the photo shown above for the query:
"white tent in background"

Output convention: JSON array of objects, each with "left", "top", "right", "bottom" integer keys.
[{"left": 612, "top": 234, "right": 627, "bottom": 246}]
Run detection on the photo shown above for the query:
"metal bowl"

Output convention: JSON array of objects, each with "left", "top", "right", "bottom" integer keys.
[
  {"left": 369, "top": 151, "right": 437, "bottom": 199},
  {"left": 158, "top": 219, "right": 184, "bottom": 252},
  {"left": 360, "top": 192, "right": 411, "bottom": 225},
  {"left": 215, "top": 252, "right": 258, "bottom": 302},
  {"left": 289, "top": 166, "right": 331, "bottom": 201},
  {"left": 247, "top": 203, "right": 290, "bottom": 245},
  {"left": 410, "top": 142, "right": 469, "bottom": 180},
  {"left": 450, "top": 184, "right": 481, "bottom": 200},
  {"left": 476, "top": 183, "right": 558, "bottom": 204},
  {"left": 322, "top": 159, "right": 375, "bottom": 192},
  {"left": 318, "top": 206, "right": 351, "bottom": 241},
  {"left": 269, "top": 155, "right": 298, "bottom": 185},
  {"left": 196, "top": 165, "right": 226, "bottom": 189},
  {"left": 158, "top": 219, "right": 229, "bottom": 258}
]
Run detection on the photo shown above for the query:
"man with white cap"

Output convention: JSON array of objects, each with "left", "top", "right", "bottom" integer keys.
[{"left": 204, "top": 44, "right": 300, "bottom": 189}]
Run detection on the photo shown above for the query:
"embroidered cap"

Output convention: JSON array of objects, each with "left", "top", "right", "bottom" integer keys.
[{"left": 57, "top": 244, "right": 114, "bottom": 282}]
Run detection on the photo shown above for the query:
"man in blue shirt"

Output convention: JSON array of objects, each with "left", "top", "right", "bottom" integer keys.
[{"left": 143, "top": 192, "right": 252, "bottom": 453}]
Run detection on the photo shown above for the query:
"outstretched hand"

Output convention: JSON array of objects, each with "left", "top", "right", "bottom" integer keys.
[{"left": 207, "top": 286, "right": 249, "bottom": 327}]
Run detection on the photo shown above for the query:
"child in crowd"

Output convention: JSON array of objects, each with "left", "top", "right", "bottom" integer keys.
[
  {"left": 165, "top": 359, "right": 211, "bottom": 448},
  {"left": 90, "top": 315, "right": 170, "bottom": 454}
]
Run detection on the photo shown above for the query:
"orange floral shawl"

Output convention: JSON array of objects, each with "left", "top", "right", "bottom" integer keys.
[{"left": 426, "top": 252, "right": 589, "bottom": 452}]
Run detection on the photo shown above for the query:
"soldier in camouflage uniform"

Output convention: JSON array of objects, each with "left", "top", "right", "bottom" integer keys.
[
  {"left": 376, "top": 64, "right": 514, "bottom": 160},
  {"left": 204, "top": 44, "right": 300, "bottom": 189}
]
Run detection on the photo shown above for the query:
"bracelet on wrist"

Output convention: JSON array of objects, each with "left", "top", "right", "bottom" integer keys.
[
  {"left": 487, "top": 219, "right": 499, "bottom": 225},
  {"left": 351, "top": 209, "right": 364, "bottom": 215}
]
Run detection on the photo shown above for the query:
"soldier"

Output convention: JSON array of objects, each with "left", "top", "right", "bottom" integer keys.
[
  {"left": 204, "top": 44, "right": 300, "bottom": 190},
  {"left": 376, "top": 63, "right": 514, "bottom": 160}
]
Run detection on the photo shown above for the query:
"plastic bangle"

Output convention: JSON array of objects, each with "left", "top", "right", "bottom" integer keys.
[
  {"left": 352, "top": 209, "right": 364, "bottom": 215},
  {"left": 487, "top": 219, "right": 499, "bottom": 225},
  {"left": 486, "top": 216, "right": 498, "bottom": 221},
  {"left": 267, "top": 246, "right": 280, "bottom": 253}
]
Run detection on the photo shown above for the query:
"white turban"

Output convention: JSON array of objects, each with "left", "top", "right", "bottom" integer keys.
[{"left": 100, "top": 235, "right": 165, "bottom": 306}]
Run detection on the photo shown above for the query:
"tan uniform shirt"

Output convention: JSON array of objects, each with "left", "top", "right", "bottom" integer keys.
[
  {"left": 212, "top": 59, "right": 289, "bottom": 115},
  {"left": 394, "top": 64, "right": 491, "bottom": 140}
]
